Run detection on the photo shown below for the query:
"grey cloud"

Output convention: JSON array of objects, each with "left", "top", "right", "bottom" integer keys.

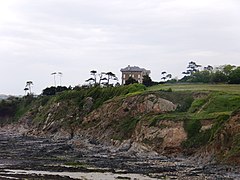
[{"left": 0, "top": 0, "right": 240, "bottom": 94}]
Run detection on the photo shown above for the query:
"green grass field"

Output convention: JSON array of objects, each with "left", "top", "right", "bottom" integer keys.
[{"left": 147, "top": 83, "right": 240, "bottom": 94}]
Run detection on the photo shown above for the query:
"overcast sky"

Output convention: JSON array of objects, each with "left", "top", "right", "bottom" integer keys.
[{"left": 0, "top": 0, "right": 239, "bottom": 95}]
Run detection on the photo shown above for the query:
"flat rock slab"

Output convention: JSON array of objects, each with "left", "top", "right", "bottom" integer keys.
[{"left": 0, "top": 130, "right": 239, "bottom": 179}]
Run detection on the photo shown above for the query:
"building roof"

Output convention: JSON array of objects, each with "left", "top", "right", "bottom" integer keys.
[{"left": 120, "top": 65, "right": 149, "bottom": 72}]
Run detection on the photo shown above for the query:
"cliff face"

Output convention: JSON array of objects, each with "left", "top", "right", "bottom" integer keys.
[
  {"left": 206, "top": 110, "right": 240, "bottom": 164},
  {"left": 133, "top": 119, "right": 187, "bottom": 154},
  {"left": 77, "top": 93, "right": 185, "bottom": 153},
  {"left": 14, "top": 92, "right": 189, "bottom": 155},
  {"left": 2, "top": 89, "right": 240, "bottom": 164}
]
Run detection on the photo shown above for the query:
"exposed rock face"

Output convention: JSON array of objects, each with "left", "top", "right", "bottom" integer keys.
[
  {"left": 207, "top": 110, "right": 240, "bottom": 164},
  {"left": 124, "top": 94, "right": 177, "bottom": 115},
  {"left": 76, "top": 93, "right": 184, "bottom": 155},
  {"left": 15, "top": 92, "right": 186, "bottom": 155},
  {"left": 83, "top": 94, "right": 177, "bottom": 124},
  {"left": 133, "top": 120, "right": 187, "bottom": 154},
  {"left": 82, "top": 97, "right": 93, "bottom": 113},
  {"left": 190, "top": 110, "right": 240, "bottom": 165},
  {"left": 16, "top": 101, "right": 77, "bottom": 139}
]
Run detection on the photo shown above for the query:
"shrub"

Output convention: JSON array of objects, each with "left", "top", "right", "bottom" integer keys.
[
  {"left": 42, "top": 86, "right": 70, "bottom": 96},
  {"left": 182, "top": 114, "right": 230, "bottom": 149},
  {"left": 188, "top": 98, "right": 208, "bottom": 113},
  {"left": 176, "top": 96, "right": 194, "bottom": 112},
  {"left": 182, "top": 129, "right": 212, "bottom": 149},
  {"left": 228, "top": 67, "right": 240, "bottom": 84},
  {"left": 0, "top": 99, "right": 17, "bottom": 117},
  {"left": 160, "top": 88, "right": 172, "bottom": 92},
  {"left": 111, "top": 116, "right": 140, "bottom": 140},
  {"left": 127, "top": 83, "right": 146, "bottom": 93},
  {"left": 209, "top": 114, "right": 230, "bottom": 141},
  {"left": 184, "top": 119, "right": 202, "bottom": 138}
]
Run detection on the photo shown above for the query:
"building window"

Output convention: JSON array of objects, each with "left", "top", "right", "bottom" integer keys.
[
  {"left": 123, "top": 74, "right": 125, "bottom": 78},
  {"left": 132, "top": 74, "right": 134, "bottom": 78},
  {"left": 138, "top": 74, "right": 140, "bottom": 78}
]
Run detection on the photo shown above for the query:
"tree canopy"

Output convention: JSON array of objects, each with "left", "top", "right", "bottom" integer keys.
[
  {"left": 125, "top": 77, "right": 138, "bottom": 85},
  {"left": 180, "top": 63, "right": 240, "bottom": 84}
]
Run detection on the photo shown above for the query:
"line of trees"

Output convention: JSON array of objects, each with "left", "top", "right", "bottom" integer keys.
[
  {"left": 42, "top": 86, "right": 71, "bottom": 96},
  {"left": 180, "top": 62, "right": 240, "bottom": 84},
  {"left": 35, "top": 62, "right": 240, "bottom": 97},
  {"left": 85, "top": 70, "right": 118, "bottom": 86},
  {"left": 123, "top": 61, "right": 240, "bottom": 86}
]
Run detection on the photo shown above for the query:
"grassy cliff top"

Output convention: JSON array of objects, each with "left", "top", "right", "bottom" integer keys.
[{"left": 148, "top": 83, "right": 240, "bottom": 94}]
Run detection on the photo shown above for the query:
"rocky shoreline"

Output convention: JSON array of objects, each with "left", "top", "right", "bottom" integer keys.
[{"left": 0, "top": 129, "right": 239, "bottom": 180}]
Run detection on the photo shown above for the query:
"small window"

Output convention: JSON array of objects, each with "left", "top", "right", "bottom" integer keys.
[
  {"left": 123, "top": 74, "right": 126, "bottom": 78},
  {"left": 132, "top": 74, "right": 134, "bottom": 78},
  {"left": 138, "top": 74, "right": 141, "bottom": 78}
]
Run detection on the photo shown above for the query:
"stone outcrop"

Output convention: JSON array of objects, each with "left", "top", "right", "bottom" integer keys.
[
  {"left": 7, "top": 92, "right": 192, "bottom": 156},
  {"left": 133, "top": 120, "right": 187, "bottom": 154},
  {"left": 83, "top": 93, "right": 177, "bottom": 124},
  {"left": 75, "top": 93, "right": 185, "bottom": 155},
  {"left": 16, "top": 92, "right": 185, "bottom": 155}
]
